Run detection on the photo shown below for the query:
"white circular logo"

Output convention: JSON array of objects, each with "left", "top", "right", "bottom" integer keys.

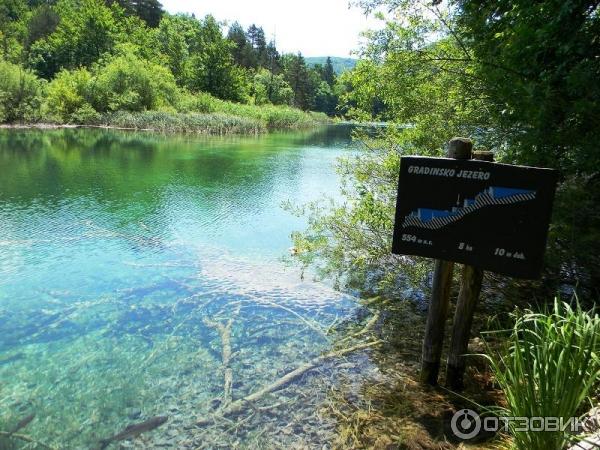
[{"left": 451, "top": 409, "right": 481, "bottom": 440}]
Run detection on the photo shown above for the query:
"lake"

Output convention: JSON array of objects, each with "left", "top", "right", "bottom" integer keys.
[{"left": 0, "top": 125, "right": 376, "bottom": 448}]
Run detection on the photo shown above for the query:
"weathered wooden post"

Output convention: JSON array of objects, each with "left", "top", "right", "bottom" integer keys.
[
  {"left": 446, "top": 150, "right": 494, "bottom": 390},
  {"left": 420, "top": 137, "right": 473, "bottom": 385}
]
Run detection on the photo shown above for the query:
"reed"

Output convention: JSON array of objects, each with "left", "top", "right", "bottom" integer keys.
[
  {"left": 95, "top": 111, "right": 266, "bottom": 135},
  {"left": 177, "top": 92, "right": 330, "bottom": 129},
  {"left": 483, "top": 299, "right": 600, "bottom": 450}
]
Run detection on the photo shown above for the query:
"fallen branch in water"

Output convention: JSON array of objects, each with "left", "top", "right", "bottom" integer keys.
[
  {"left": 204, "top": 305, "right": 240, "bottom": 407},
  {"left": 194, "top": 339, "right": 382, "bottom": 427},
  {"left": 0, "top": 431, "right": 58, "bottom": 450},
  {"left": 336, "top": 312, "right": 380, "bottom": 346},
  {"left": 238, "top": 294, "right": 328, "bottom": 339}
]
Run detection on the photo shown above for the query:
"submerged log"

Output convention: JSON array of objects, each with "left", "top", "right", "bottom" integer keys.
[
  {"left": 194, "top": 339, "right": 382, "bottom": 427},
  {"left": 204, "top": 306, "right": 239, "bottom": 407}
]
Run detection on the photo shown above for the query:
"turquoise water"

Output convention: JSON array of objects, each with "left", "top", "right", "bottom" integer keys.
[{"left": 0, "top": 126, "right": 371, "bottom": 448}]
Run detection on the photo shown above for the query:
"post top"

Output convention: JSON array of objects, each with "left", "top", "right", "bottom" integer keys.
[
  {"left": 472, "top": 150, "right": 495, "bottom": 162},
  {"left": 447, "top": 138, "right": 473, "bottom": 160}
]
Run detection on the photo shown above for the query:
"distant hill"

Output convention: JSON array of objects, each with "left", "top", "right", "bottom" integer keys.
[{"left": 305, "top": 57, "right": 357, "bottom": 75}]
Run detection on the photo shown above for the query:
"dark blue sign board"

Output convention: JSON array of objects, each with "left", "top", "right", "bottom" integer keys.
[{"left": 392, "top": 156, "right": 558, "bottom": 279}]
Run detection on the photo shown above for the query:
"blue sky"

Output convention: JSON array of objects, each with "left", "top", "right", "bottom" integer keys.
[{"left": 160, "top": 0, "right": 380, "bottom": 57}]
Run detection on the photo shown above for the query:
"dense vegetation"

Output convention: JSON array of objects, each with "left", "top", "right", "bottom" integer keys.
[
  {"left": 0, "top": 0, "right": 345, "bottom": 131},
  {"left": 291, "top": 0, "right": 600, "bottom": 300}
]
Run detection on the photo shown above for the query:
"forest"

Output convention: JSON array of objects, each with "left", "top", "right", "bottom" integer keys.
[{"left": 0, "top": 0, "right": 345, "bottom": 131}]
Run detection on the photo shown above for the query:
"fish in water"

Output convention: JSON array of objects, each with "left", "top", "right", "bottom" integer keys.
[
  {"left": 98, "top": 416, "right": 168, "bottom": 449},
  {"left": 9, "top": 413, "right": 35, "bottom": 435}
]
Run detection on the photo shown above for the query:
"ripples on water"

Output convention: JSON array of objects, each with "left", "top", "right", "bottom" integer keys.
[{"left": 0, "top": 127, "right": 377, "bottom": 448}]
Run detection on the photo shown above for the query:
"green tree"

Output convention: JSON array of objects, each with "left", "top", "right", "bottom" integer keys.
[
  {"left": 24, "top": 4, "right": 59, "bottom": 50},
  {"left": 252, "top": 68, "right": 293, "bottom": 106},
  {"left": 0, "top": 58, "right": 44, "bottom": 122},
  {"left": 314, "top": 80, "right": 337, "bottom": 116},
  {"left": 455, "top": 0, "right": 600, "bottom": 174},
  {"left": 0, "top": 0, "right": 29, "bottom": 61},
  {"left": 265, "top": 40, "right": 281, "bottom": 73},
  {"left": 246, "top": 24, "right": 267, "bottom": 68},
  {"left": 91, "top": 44, "right": 178, "bottom": 112},
  {"left": 293, "top": 0, "right": 600, "bottom": 296},
  {"left": 322, "top": 56, "right": 335, "bottom": 86},
  {"left": 227, "top": 21, "right": 253, "bottom": 68},
  {"left": 155, "top": 14, "right": 196, "bottom": 84},
  {"left": 106, "top": 0, "right": 163, "bottom": 27},
  {"left": 184, "top": 15, "right": 248, "bottom": 101},
  {"left": 283, "top": 53, "right": 315, "bottom": 110},
  {"left": 28, "top": 0, "right": 122, "bottom": 78},
  {"left": 44, "top": 66, "right": 97, "bottom": 122}
]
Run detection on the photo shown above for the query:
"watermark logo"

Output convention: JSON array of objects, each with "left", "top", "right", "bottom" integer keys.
[
  {"left": 451, "top": 409, "right": 588, "bottom": 440},
  {"left": 451, "top": 409, "right": 481, "bottom": 439}
]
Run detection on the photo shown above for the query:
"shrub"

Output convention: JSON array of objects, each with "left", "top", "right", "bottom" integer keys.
[
  {"left": 484, "top": 299, "right": 600, "bottom": 450},
  {"left": 0, "top": 59, "right": 44, "bottom": 123},
  {"left": 177, "top": 91, "right": 219, "bottom": 114},
  {"left": 44, "top": 68, "right": 98, "bottom": 123},
  {"left": 92, "top": 51, "right": 179, "bottom": 113}
]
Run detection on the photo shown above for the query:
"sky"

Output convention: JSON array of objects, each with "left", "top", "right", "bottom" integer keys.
[{"left": 160, "top": 0, "right": 381, "bottom": 57}]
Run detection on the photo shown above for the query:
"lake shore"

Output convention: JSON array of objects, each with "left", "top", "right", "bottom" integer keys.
[{"left": 0, "top": 110, "right": 331, "bottom": 135}]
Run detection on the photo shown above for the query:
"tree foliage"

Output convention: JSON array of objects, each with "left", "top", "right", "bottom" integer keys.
[
  {"left": 293, "top": 0, "right": 600, "bottom": 296},
  {"left": 0, "top": 58, "right": 44, "bottom": 122},
  {"left": 0, "top": 0, "right": 344, "bottom": 127},
  {"left": 45, "top": 67, "right": 95, "bottom": 122},
  {"left": 28, "top": 0, "right": 124, "bottom": 78},
  {"left": 91, "top": 45, "right": 178, "bottom": 112}
]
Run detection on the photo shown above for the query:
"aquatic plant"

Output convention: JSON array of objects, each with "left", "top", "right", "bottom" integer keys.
[
  {"left": 483, "top": 299, "right": 600, "bottom": 450},
  {"left": 94, "top": 111, "right": 267, "bottom": 135}
]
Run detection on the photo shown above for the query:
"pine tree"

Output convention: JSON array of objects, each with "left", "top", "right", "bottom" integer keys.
[
  {"left": 283, "top": 52, "right": 315, "bottom": 110},
  {"left": 227, "top": 21, "right": 253, "bottom": 68},
  {"left": 322, "top": 56, "right": 335, "bottom": 86},
  {"left": 106, "top": 0, "right": 163, "bottom": 27},
  {"left": 247, "top": 24, "right": 267, "bottom": 67}
]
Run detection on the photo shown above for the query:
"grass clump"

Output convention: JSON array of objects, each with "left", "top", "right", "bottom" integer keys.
[
  {"left": 484, "top": 299, "right": 600, "bottom": 450},
  {"left": 178, "top": 92, "right": 329, "bottom": 129},
  {"left": 95, "top": 111, "right": 266, "bottom": 135}
]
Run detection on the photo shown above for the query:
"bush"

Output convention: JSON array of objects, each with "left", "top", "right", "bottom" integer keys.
[
  {"left": 177, "top": 91, "right": 219, "bottom": 114},
  {"left": 0, "top": 59, "right": 44, "bottom": 123},
  {"left": 484, "top": 300, "right": 600, "bottom": 450},
  {"left": 92, "top": 51, "right": 179, "bottom": 113},
  {"left": 44, "top": 68, "right": 98, "bottom": 123}
]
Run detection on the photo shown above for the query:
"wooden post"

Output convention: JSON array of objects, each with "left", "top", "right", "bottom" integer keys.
[
  {"left": 420, "top": 137, "right": 473, "bottom": 385},
  {"left": 445, "top": 150, "right": 494, "bottom": 390}
]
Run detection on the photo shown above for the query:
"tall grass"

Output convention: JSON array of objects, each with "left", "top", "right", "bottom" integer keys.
[
  {"left": 178, "top": 92, "right": 330, "bottom": 129},
  {"left": 93, "top": 111, "right": 266, "bottom": 135},
  {"left": 484, "top": 299, "right": 600, "bottom": 450}
]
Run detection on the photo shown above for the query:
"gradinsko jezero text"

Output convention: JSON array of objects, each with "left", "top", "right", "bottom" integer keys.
[{"left": 407, "top": 166, "right": 491, "bottom": 180}]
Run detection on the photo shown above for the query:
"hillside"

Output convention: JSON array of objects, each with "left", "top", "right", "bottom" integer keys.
[{"left": 305, "top": 57, "right": 357, "bottom": 74}]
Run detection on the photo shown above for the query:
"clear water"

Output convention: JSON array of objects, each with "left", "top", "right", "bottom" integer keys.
[{"left": 0, "top": 126, "right": 369, "bottom": 448}]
